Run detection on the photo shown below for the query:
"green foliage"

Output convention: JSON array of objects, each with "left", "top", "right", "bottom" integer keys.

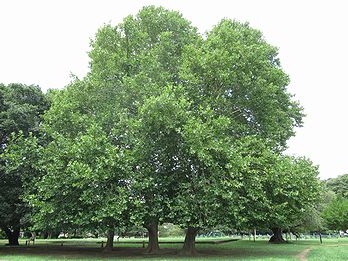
[
  {"left": 180, "top": 19, "right": 303, "bottom": 150},
  {"left": 0, "top": 133, "right": 42, "bottom": 229},
  {"left": 0, "top": 83, "right": 48, "bottom": 242},
  {"left": 159, "top": 223, "right": 185, "bottom": 237},
  {"left": 266, "top": 157, "right": 321, "bottom": 229},
  {"left": 130, "top": 86, "right": 191, "bottom": 226},
  {"left": 30, "top": 124, "right": 133, "bottom": 232},
  {"left": 88, "top": 5, "right": 200, "bottom": 112},
  {"left": 230, "top": 152, "right": 321, "bottom": 232},
  {"left": 294, "top": 188, "right": 336, "bottom": 233},
  {"left": 325, "top": 174, "right": 348, "bottom": 199},
  {"left": 30, "top": 7, "right": 199, "bottom": 234},
  {"left": 322, "top": 197, "right": 348, "bottom": 231},
  {"left": 20, "top": 6, "right": 313, "bottom": 250},
  {"left": 0, "top": 83, "right": 48, "bottom": 146},
  {"left": 321, "top": 175, "right": 348, "bottom": 232},
  {"left": 33, "top": 6, "right": 201, "bottom": 233}
]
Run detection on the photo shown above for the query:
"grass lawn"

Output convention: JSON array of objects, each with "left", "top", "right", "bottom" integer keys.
[
  {"left": 307, "top": 241, "right": 348, "bottom": 261},
  {"left": 0, "top": 237, "right": 347, "bottom": 260}
]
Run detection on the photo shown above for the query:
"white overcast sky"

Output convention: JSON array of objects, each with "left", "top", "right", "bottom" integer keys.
[{"left": 1, "top": 0, "right": 347, "bottom": 179}]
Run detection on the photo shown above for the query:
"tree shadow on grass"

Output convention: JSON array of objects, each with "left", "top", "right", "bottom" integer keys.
[{"left": 0, "top": 243, "right": 304, "bottom": 260}]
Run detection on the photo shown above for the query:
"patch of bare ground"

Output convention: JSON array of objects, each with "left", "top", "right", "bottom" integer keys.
[{"left": 296, "top": 247, "right": 313, "bottom": 261}]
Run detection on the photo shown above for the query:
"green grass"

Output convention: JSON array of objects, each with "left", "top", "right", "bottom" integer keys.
[
  {"left": 308, "top": 243, "right": 348, "bottom": 261},
  {"left": 0, "top": 237, "right": 347, "bottom": 260}
]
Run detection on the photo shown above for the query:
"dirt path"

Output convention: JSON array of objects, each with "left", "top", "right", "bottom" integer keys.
[{"left": 296, "top": 247, "right": 313, "bottom": 261}]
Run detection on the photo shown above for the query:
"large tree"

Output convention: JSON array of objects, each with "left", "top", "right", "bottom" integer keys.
[
  {"left": 27, "top": 7, "right": 305, "bottom": 255},
  {"left": 132, "top": 86, "right": 240, "bottom": 254},
  {"left": 175, "top": 19, "right": 304, "bottom": 252},
  {"left": 28, "top": 6, "right": 201, "bottom": 253},
  {"left": 0, "top": 83, "right": 48, "bottom": 245}
]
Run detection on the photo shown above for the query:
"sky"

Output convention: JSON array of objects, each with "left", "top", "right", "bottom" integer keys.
[{"left": 0, "top": 0, "right": 347, "bottom": 179}]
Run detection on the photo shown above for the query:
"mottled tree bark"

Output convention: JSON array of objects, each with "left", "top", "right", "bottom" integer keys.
[
  {"left": 181, "top": 227, "right": 200, "bottom": 255},
  {"left": 144, "top": 222, "right": 160, "bottom": 254},
  {"left": 269, "top": 227, "right": 286, "bottom": 243}
]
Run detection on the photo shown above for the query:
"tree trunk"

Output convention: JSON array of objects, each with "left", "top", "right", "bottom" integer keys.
[
  {"left": 144, "top": 222, "right": 160, "bottom": 254},
  {"left": 42, "top": 231, "right": 49, "bottom": 239},
  {"left": 50, "top": 231, "right": 60, "bottom": 239},
  {"left": 181, "top": 227, "right": 199, "bottom": 255},
  {"left": 3, "top": 227, "right": 20, "bottom": 246},
  {"left": 104, "top": 230, "right": 114, "bottom": 252},
  {"left": 269, "top": 227, "right": 286, "bottom": 243}
]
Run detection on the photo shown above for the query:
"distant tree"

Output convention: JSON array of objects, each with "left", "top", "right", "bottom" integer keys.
[
  {"left": 326, "top": 174, "right": 348, "bottom": 198},
  {"left": 291, "top": 196, "right": 336, "bottom": 245},
  {"left": 291, "top": 189, "right": 335, "bottom": 238},
  {"left": 322, "top": 197, "right": 348, "bottom": 231},
  {"left": 320, "top": 175, "right": 348, "bottom": 233},
  {"left": 266, "top": 157, "right": 321, "bottom": 243},
  {"left": 0, "top": 83, "right": 49, "bottom": 245},
  {"left": 232, "top": 153, "right": 321, "bottom": 243}
]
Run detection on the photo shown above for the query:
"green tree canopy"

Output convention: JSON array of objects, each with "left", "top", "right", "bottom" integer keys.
[
  {"left": 326, "top": 174, "right": 348, "bottom": 198},
  {"left": 28, "top": 6, "right": 201, "bottom": 252},
  {"left": 30, "top": 125, "right": 133, "bottom": 235},
  {"left": 0, "top": 83, "right": 49, "bottom": 245},
  {"left": 180, "top": 19, "right": 303, "bottom": 150},
  {"left": 27, "top": 6, "right": 308, "bottom": 254},
  {"left": 322, "top": 197, "right": 348, "bottom": 231}
]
